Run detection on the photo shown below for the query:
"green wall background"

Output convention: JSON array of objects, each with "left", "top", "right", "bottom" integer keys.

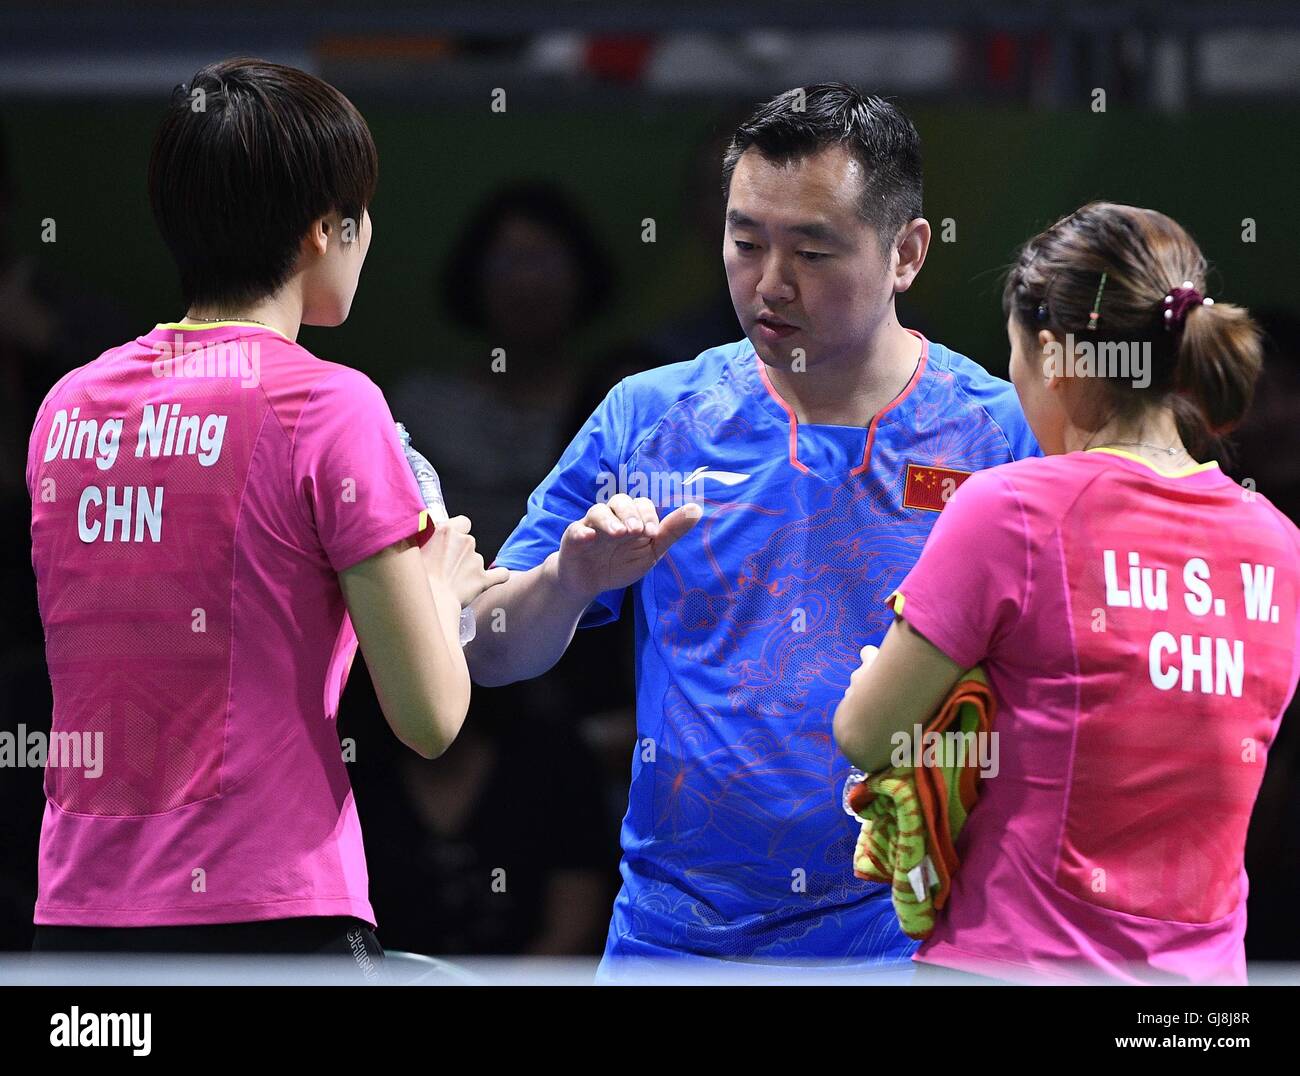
[{"left": 4, "top": 98, "right": 1295, "bottom": 389}]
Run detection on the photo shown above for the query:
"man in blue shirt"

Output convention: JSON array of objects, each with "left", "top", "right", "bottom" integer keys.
[{"left": 466, "top": 83, "right": 1038, "bottom": 974}]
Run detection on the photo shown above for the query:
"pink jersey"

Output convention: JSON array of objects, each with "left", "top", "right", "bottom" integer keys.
[
  {"left": 889, "top": 447, "right": 1300, "bottom": 984},
  {"left": 26, "top": 320, "right": 431, "bottom": 927}
]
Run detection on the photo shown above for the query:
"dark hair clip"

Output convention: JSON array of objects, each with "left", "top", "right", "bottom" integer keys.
[{"left": 1163, "top": 280, "right": 1213, "bottom": 331}]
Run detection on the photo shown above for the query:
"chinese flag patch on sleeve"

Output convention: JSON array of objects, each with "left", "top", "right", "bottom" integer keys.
[{"left": 903, "top": 463, "right": 973, "bottom": 512}]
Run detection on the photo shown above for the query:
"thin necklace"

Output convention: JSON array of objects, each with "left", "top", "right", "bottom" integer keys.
[
  {"left": 182, "top": 312, "right": 273, "bottom": 328},
  {"left": 1096, "top": 440, "right": 1182, "bottom": 456},
  {"left": 1093, "top": 439, "right": 1198, "bottom": 471}
]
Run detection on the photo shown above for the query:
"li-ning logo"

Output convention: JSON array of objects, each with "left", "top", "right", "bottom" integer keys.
[
  {"left": 595, "top": 464, "right": 750, "bottom": 508},
  {"left": 680, "top": 466, "right": 750, "bottom": 488}
]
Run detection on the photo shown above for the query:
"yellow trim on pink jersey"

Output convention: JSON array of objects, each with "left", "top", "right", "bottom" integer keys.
[
  {"left": 1086, "top": 446, "right": 1219, "bottom": 478},
  {"left": 154, "top": 320, "right": 291, "bottom": 341}
]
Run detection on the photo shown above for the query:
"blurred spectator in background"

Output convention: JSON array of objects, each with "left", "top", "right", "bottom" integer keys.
[
  {"left": 357, "top": 707, "right": 611, "bottom": 957},
  {"left": 1231, "top": 309, "right": 1300, "bottom": 525},
  {"left": 351, "top": 180, "right": 627, "bottom": 956},
  {"left": 1234, "top": 308, "right": 1300, "bottom": 962},
  {"left": 0, "top": 119, "right": 131, "bottom": 950},
  {"left": 392, "top": 179, "right": 616, "bottom": 559},
  {"left": 643, "top": 114, "right": 744, "bottom": 365}
]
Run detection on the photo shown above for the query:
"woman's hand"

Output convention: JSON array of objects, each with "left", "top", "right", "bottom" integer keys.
[
  {"left": 843, "top": 643, "right": 881, "bottom": 705},
  {"left": 833, "top": 620, "right": 962, "bottom": 772},
  {"left": 420, "top": 515, "right": 510, "bottom": 608}
]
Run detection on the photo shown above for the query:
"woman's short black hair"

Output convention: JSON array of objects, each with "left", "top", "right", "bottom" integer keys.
[
  {"left": 148, "top": 57, "right": 378, "bottom": 310},
  {"left": 721, "top": 82, "right": 923, "bottom": 248},
  {"left": 440, "top": 180, "right": 615, "bottom": 333}
]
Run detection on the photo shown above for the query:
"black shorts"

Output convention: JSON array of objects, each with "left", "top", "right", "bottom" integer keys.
[{"left": 31, "top": 915, "right": 386, "bottom": 980}]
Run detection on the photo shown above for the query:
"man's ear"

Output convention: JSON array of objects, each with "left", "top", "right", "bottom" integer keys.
[{"left": 892, "top": 217, "right": 930, "bottom": 294}]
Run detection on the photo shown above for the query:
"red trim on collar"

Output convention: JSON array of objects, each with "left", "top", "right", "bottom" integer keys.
[
  {"left": 755, "top": 357, "right": 812, "bottom": 475},
  {"left": 851, "top": 330, "right": 928, "bottom": 476},
  {"left": 754, "top": 329, "right": 929, "bottom": 477}
]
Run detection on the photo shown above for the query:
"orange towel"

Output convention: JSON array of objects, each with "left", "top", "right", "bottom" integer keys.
[{"left": 846, "top": 668, "right": 996, "bottom": 938}]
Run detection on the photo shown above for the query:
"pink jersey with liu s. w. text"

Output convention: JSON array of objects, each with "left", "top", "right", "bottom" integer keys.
[{"left": 890, "top": 448, "right": 1300, "bottom": 984}]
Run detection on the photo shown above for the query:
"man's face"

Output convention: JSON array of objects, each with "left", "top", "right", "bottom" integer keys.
[{"left": 723, "top": 144, "right": 896, "bottom": 371}]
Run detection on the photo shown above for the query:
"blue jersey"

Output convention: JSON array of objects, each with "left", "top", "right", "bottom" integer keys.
[{"left": 495, "top": 332, "right": 1039, "bottom": 967}]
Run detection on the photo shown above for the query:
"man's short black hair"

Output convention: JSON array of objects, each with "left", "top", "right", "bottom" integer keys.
[
  {"left": 721, "top": 83, "right": 923, "bottom": 247},
  {"left": 148, "top": 57, "right": 378, "bottom": 310}
]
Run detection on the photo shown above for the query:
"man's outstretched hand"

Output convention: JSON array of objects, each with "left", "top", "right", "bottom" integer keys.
[{"left": 556, "top": 494, "right": 703, "bottom": 600}]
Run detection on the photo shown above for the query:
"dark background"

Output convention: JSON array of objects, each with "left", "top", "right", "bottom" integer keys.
[{"left": 1, "top": 1, "right": 1298, "bottom": 963}]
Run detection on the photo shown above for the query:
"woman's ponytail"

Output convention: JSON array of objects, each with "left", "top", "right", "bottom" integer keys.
[{"left": 1173, "top": 298, "right": 1263, "bottom": 436}]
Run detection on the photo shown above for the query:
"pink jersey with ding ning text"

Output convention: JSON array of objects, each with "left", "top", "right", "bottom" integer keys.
[{"left": 26, "top": 321, "right": 429, "bottom": 927}]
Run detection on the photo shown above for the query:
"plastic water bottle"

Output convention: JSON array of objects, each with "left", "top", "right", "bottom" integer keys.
[
  {"left": 841, "top": 765, "right": 869, "bottom": 818},
  {"left": 395, "top": 422, "right": 476, "bottom": 646}
]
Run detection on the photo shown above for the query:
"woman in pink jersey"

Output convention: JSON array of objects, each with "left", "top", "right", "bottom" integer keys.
[
  {"left": 26, "top": 59, "right": 505, "bottom": 963},
  {"left": 834, "top": 202, "right": 1300, "bottom": 984}
]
